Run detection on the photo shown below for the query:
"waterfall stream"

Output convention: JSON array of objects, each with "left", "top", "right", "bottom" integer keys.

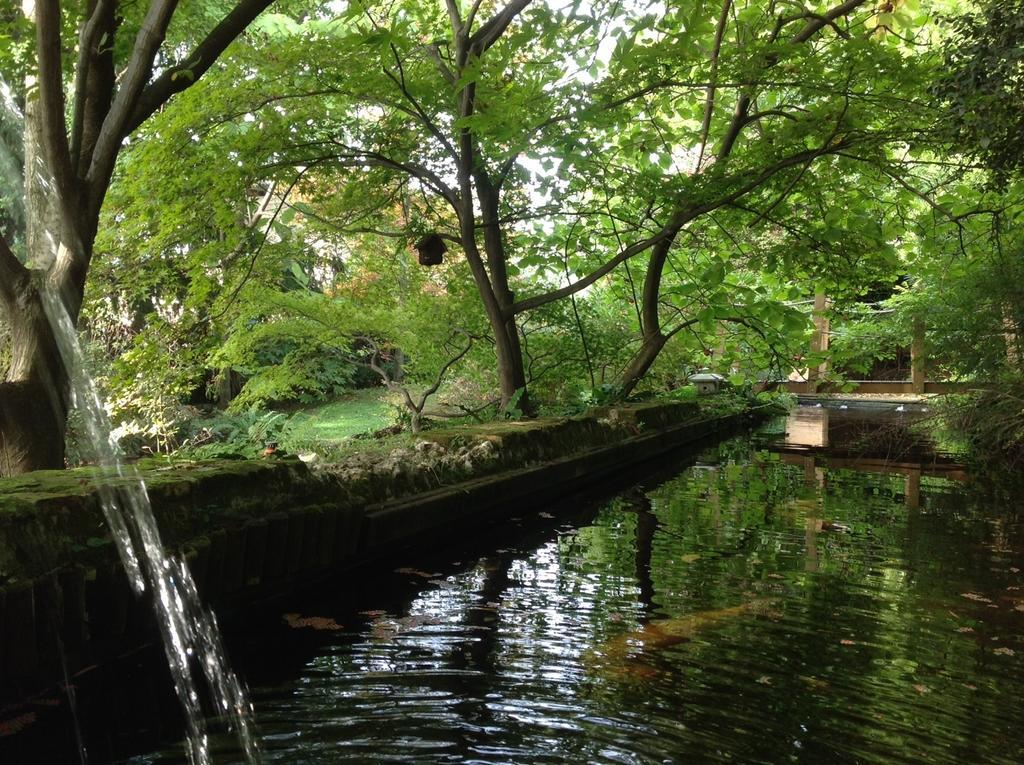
[{"left": 1, "top": 76, "right": 261, "bottom": 764}]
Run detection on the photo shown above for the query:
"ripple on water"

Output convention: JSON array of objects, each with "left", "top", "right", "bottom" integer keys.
[{"left": 125, "top": 430, "right": 1024, "bottom": 765}]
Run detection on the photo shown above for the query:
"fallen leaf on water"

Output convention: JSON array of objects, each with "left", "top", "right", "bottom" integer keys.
[
  {"left": 680, "top": 554, "right": 701, "bottom": 564},
  {"left": 960, "top": 592, "right": 993, "bottom": 603},
  {"left": 957, "top": 626, "right": 975, "bottom": 633},
  {"left": 370, "top": 621, "right": 400, "bottom": 639},
  {"left": 913, "top": 684, "right": 930, "bottom": 694},
  {"left": 0, "top": 712, "right": 37, "bottom": 738},
  {"left": 1014, "top": 604, "right": 1024, "bottom": 613},
  {"left": 756, "top": 675, "right": 772, "bottom": 685},
  {"left": 963, "top": 683, "right": 977, "bottom": 691},
  {"left": 283, "top": 613, "right": 344, "bottom": 631},
  {"left": 840, "top": 639, "right": 857, "bottom": 646},
  {"left": 799, "top": 675, "right": 829, "bottom": 690},
  {"left": 394, "top": 567, "right": 438, "bottom": 578},
  {"left": 396, "top": 614, "right": 442, "bottom": 629},
  {"left": 1010, "top": 567, "right": 1021, "bottom": 574},
  {"left": 993, "top": 647, "right": 1016, "bottom": 657}
]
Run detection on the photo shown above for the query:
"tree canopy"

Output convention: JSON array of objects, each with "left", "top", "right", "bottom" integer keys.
[{"left": 2, "top": 0, "right": 1024, "bottom": 471}]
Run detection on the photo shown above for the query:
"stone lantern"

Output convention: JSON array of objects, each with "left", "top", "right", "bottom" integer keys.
[{"left": 688, "top": 369, "right": 726, "bottom": 395}]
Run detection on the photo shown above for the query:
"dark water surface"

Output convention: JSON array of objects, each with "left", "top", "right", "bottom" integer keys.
[{"left": 12, "top": 405, "right": 1024, "bottom": 764}]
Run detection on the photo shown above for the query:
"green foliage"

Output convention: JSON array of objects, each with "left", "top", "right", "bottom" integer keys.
[
  {"left": 938, "top": 383, "right": 1024, "bottom": 469},
  {"left": 936, "top": 1, "right": 1024, "bottom": 183},
  {"left": 178, "top": 409, "right": 296, "bottom": 460},
  {"left": 86, "top": 318, "right": 208, "bottom": 455},
  {"left": 64, "top": 0, "right": 1018, "bottom": 472},
  {"left": 753, "top": 389, "right": 798, "bottom": 415},
  {"left": 667, "top": 385, "right": 700, "bottom": 403}
]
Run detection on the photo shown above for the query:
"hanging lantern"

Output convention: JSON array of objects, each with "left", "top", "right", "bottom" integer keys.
[{"left": 414, "top": 233, "right": 447, "bottom": 266}]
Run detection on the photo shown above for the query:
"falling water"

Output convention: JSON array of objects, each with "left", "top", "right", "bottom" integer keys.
[
  {"left": 42, "top": 293, "right": 261, "bottom": 765},
  {"left": 1, "top": 78, "right": 260, "bottom": 763}
]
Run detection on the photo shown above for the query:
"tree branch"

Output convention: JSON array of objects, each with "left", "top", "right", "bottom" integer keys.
[
  {"left": 697, "top": 0, "right": 733, "bottom": 170},
  {"left": 34, "top": 0, "right": 75, "bottom": 200},
  {"left": 445, "top": 0, "right": 463, "bottom": 37},
  {"left": 790, "top": 0, "right": 867, "bottom": 44},
  {"left": 469, "top": 0, "right": 533, "bottom": 53},
  {"left": 69, "top": 0, "right": 114, "bottom": 171},
  {"left": 464, "top": 0, "right": 486, "bottom": 36},
  {"left": 384, "top": 42, "right": 459, "bottom": 160},
  {"left": 416, "top": 331, "right": 474, "bottom": 410},
  {"left": 87, "top": 0, "right": 180, "bottom": 201},
  {"left": 124, "top": 0, "right": 277, "bottom": 135},
  {"left": 509, "top": 141, "right": 852, "bottom": 316},
  {"left": 717, "top": 0, "right": 868, "bottom": 159},
  {"left": 424, "top": 44, "right": 457, "bottom": 86}
]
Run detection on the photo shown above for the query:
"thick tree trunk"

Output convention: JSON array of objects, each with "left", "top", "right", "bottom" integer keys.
[
  {"left": 486, "top": 304, "right": 529, "bottom": 412},
  {"left": 0, "top": 273, "right": 69, "bottom": 476},
  {"left": 0, "top": 203, "right": 87, "bottom": 477},
  {"left": 0, "top": 0, "right": 275, "bottom": 476},
  {"left": 0, "top": 379, "right": 66, "bottom": 474}
]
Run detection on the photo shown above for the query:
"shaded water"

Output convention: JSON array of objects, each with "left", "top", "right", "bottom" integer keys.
[
  {"left": 107, "top": 404, "right": 1024, "bottom": 765},
  {"left": 4, "top": 405, "right": 1023, "bottom": 763}
]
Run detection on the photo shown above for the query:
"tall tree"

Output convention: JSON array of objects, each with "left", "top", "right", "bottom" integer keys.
[
  {"left": 193, "top": 0, "right": 930, "bottom": 407},
  {"left": 0, "top": 0, "right": 277, "bottom": 475}
]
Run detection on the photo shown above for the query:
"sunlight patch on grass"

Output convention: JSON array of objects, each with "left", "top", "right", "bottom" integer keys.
[{"left": 289, "top": 389, "right": 393, "bottom": 442}]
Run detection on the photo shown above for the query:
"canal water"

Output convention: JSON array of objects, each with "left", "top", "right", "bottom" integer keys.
[{"left": 7, "top": 404, "right": 1024, "bottom": 763}]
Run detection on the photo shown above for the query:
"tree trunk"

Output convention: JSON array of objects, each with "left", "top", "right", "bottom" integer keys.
[
  {"left": 392, "top": 347, "right": 405, "bottom": 383},
  {"left": 487, "top": 306, "right": 529, "bottom": 412},
  {"left": 0, "top": 273, "right": 69, "bottom": 476},
  {"left": 619, "top": 332, "right": 668, "bottom": 398},
  {"left": 0, "top": 379, "right": 66, "bottom": 474},
  {"left": 0, "top": 203, "right": 89, "bottom": 478},
  {"left": 0, "top": 0, "right": 275, "bottom": 476},
  {"left": 618, "top": 231, "right": 679, "bottom": 397},
  {"left": 473, "top": 173, "right": 532, "bottom": 415}
]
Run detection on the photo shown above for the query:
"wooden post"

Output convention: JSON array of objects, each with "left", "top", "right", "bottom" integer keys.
[
  {"left": 808, "top": 291, "right": 830, "bottom": 391},
  {"left": 905, "top": 467, "right": 921, "bottom": 511},
  {"left": 911, "top": 317, "right": 925, "bottom": 394}
]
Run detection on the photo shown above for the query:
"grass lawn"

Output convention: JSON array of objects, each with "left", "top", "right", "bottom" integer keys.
[{"left": 289, "top": 389, "right": 393, "bottom": 443}]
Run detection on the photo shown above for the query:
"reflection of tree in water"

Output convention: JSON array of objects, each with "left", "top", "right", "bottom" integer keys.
[{"left": 619, "top": 490, "right": 658, "bottom": 619}]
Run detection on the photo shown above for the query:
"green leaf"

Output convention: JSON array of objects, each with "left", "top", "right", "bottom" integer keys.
[{"left": 701, "top": 260, "right": 726, "bottom": 287}]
